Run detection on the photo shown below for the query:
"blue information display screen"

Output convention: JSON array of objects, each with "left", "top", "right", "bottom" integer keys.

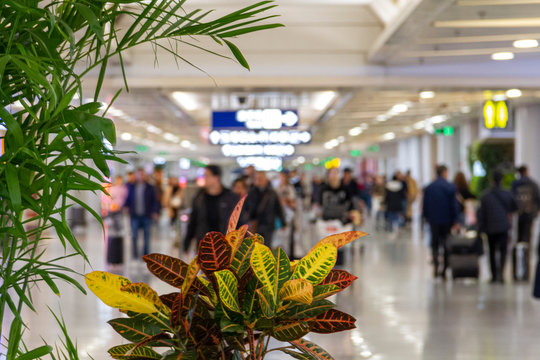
[{"left": 212, "top": 109, "right": 299, "bottom": 130}]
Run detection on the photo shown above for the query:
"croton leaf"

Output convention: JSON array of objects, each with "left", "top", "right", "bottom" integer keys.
[
  {"left": 273, "top": 248, "right": 291, "bottom": 297},
  {"left": 308, "top": 309, "right": 356, "bottom": 334},
  {"left": 108, "top": 344, "right": 161, "bottom": 359},
  {"left": 310, "top": 231, "right": 367, "bottom": 252},
  {"left": 250, "top": 243, "right": 276, "bottom": 298},
  {"left": 321, "top": 269, "right": 358, "bottom": 290},
  {"left": 256, "top": 287, "right": 275, "bottom": 318},
  {"left": 159, "top": 292, "right": 179, "bottom": 309},
  {"left": 284, "top": 299, "right": 335, "bottom": 320},
  {"left": 272, "top": 321, "right": 309, "bottom": 342},
  {"left": 170, "top": 293, "right": 183, "bottom": 331},
  {"left": 226, "top": 224, "right": 249, "bottom": 255},
  {"left": 198, "top": 232, "right": 232, "bottom": 274},
  {"left": 142, "top": 254, "right": 187, "bottom": 288},
  {"left": 162, "top": 349, "right": 197, "bottom": 360},
  {"left": 230, "top": 234, "right": 255, "bottom": 278},
  {"left": 290, "top": 338, "right": 334, "bottom": 360},
  {"left": 220, "top": 317, "right": 245, "bottom": 333},
  {"left": 227, "top": 194, "right": 247, "bottom": 234},
  {"left": 312, "top": 284, "right": 341, "bottom": 301},
  {"left": 126, "top": 312, "right": 170, "bottom": 331},
  {"left": 283, "top": 350, "right": 311, "bottom": 360},
  {"left": 215, "top": 269, "right": 241, "bottom": 313},
  {"left": 279, "top": 278, "right": 313, "bottom": 305},
  {"left": 121, "top": 282, "right": 167, "bottom": 313},
  {"left": 108, "top": 317, "right": 171, "bottom": 346},
  {"left": 182, "top": 256, "right": 201, "bottom": 299},
  {"left": 85, "top": 271, "right": 160, "bottom": 314},
  {"left": 243, "top": 277, "right": 262, "bottom": 315},
  {"left": 291, "top": 244, "right": 337, "bottom": 285},
  {"left": 290, "top": 260, "right": 300, "bottom": 271}
]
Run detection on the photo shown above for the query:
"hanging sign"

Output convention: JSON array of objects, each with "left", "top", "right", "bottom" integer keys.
[{"left": 484, "top": 101, "right": 509, "bottom": 129}]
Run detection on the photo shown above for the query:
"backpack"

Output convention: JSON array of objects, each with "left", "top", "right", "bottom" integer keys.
[{"left": 515, "top": 182, "right": 538, "bottom": 214}]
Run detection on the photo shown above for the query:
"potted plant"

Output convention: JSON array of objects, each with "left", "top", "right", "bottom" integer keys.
[{"left": 86, "top": 197, "right": 366, "bottom": 359}]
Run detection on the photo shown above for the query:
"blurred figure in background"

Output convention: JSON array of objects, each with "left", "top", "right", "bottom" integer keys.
[
  {"left": 232, "top": 176, "right": 249, "bottom": 198},
  {"left": 124, "top": 168, "right": 160, "bottom": 258},
  {"left": 384, "top": 174, "right": 406, "bottom": 237},
  {"left": 127, "top": 171, "right": 136, "bottom": 185},
  {"left": 101, "top": 175, "right": 128, "bottom": 233},
  {"left": 512, "top": 165, "right": 540, "bottom": 245},
  {"left": 311, "top": 175, "right": 324, "bottom": 206},
  {"left": 244, "top": 165, "right": 256, "bottom": 189},
  {"left": 405, "top": 170, "right": 418, "bottom": 224},
  {"left": 342, "top": 168, "right": 360, "bottom": 210},
  {"left": 453, "top": 171, "right": 476, "bottom": 226},
  {"left": 163, "top": 176, "right": 183, "bottom": 227},
  {"left": 246, "top": 171, "right": 285, "bottom": 244},
  {"left": 478, "top": 170, "right": 518, "bottom": 283},
  {"left": 422, "top": 165, "right": 459, "bottom": 279},
  {"left": 276, "top": 171, "right": 297, "bottom": 254},
  {"left": 184, "top": 165, "right": 239, "bottom": 253},
  {"left": 371, "top": 175, "right": 386, "bottom": 230}
]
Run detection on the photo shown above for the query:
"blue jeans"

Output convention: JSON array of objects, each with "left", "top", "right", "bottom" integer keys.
[
  {"left": 131, "top": 215, "right": 151, "bottom": 258},
  {"left": 387, "top": 212, "right": 400, "bottom": 232}
]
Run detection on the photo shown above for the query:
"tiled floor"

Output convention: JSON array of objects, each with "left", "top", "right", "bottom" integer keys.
[{"left": 13, "top": 215, "right": 540, "bottom": 360}]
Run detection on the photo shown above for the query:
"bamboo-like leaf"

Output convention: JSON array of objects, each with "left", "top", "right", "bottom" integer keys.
[
  {"left": 307, "top": 309, "right": 356, "bottom": 334},
  {"left": 291, "top": 244, "right": 337, "bottom": 285},
  {"left": 320, "top": 269, "right": 358, "bottom": 290},
  {"left": 15, "top": 345, "right": 53, "bottom": 360},
  {"left": 198, "top": 232, "right": 232, "bottom": 274},
  {"left": 215, "top": 270, "right": 241, "bottom": 313},
  {"left": 181, "top": 256, "right": 200, "bottom": 299},
  {"left": 230, "top": 234, "right": 255, "bottom": 278},
  {"left": 108, "top": 317, "right": 171, "bottom": 346},
  {"left": 312, "top": 284, "right": 341, "bottom": 301},
  {"left": 272, "top": 321, "right": 309, "bottom": 342},
  {"left": 227, "top": 194, "right": 247, "bottom": 234},
  {"left": 250, "top": 243, "right": 276, "bottom": 298},
  {"left": 224, "top": 40, "right": 250, "bottom": 70},
  {"left": 284, "top": 299, "right": 335, "bottom": 320},
  {"left": 291, "top": 338, "right": 334, "bottom": 360},
  {"left": 108, "top": 344, "right": 161, "bottom": 360},
  {"left": 310, "top": 231, "right": 367, "bottom": 253},
  {"left": 226, "top": 224, "right": 248, "bottom": 256},
  {"left": 279, "top": 278, "right": 313, "bottom": 305},
  {"left": 85, "top": 271, "right": 160, "bottom": 314}
]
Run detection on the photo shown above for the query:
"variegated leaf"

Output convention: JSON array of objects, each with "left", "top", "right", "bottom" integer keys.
[
  {"left": 230, "top": 234, "right": 255, "bottom": 278},
  {"left": 256, "top": 287, "right": 275, "bottom": 318},
  {"left": 142, "top": 254, "right": 187, "bottom": 288},
  {"left": 215, "top": 270, "right": 241, "bottom": 313},
  {"left": 310, "top": 231, "right": 367, "bottom": 252},
  {"left": 312, "top": 284, "right": 341, "bottom": 301},
  {"left": 182, "top": 256, "right": 200, "bottom": 299},
  {"left": 227, "top": 194, "right": 247, "bottom": 234},
  {"left": 308, "top": 309, "right": 356, "bottom": 334},
  {"left": 272, "top": 321, "right": 309, "bottom": 341},
  {"left": 198, "top": 232, "right": 232, "bottom": 274},
  {"left": 283, "top": 350, "right": 311, "bottom": 360},
  {"left": 279, "top": 278, "right": 313, "bottom": 305},
  {"left": 226, "top": 224, "right": 249, "bottom": 255},
  {"left": 250, "top": 243, "right": 276, "bottom": 298},
  {"left": 291, "top": 244, "right": 337, "bottom": 285},
  {"left": 108, "top": 344, "right": 160, "bottom": 359},
  {"left": 243, "top": 277, "right": 262, "bottom": 315},
  {"left": 291, "top": 338, "right": 334, "bottom": 360},
  {"left": 273, "top": 248, "right": 291, "bottom": 297},
  {"left": 121, "top": 282, "right": 167, "bottom": 313},
  {"left": 284, "top": 299, "right": 335, "bottom": 320},
  {"left": 108, "top": 317, "right": 171, "bottom": 346},
  {"left": 321, "top": 269, "right": 358, "bottom": 290}
]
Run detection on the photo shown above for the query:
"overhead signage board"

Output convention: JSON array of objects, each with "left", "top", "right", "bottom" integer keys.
[
  {"left": 212, "top": 109, "right": 299, "bottom": 130},
  {"left": 483, "top": 100, "right": 510, "bottom": 130}
]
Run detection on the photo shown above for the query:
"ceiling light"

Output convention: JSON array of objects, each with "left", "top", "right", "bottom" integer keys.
[
  {"left": 461, "top": 106, "right": 472, "bottom": 114},
  {"left": 493, "top": 93, "right": 507, "bottom": 101},
  {"left": 376, "top": 115, "right": 388, "bottom": 122},
  {"left": 420, "top": 91, "right": 435, "bottom": 99},
  {"left": 413, "top": 121, "right": 426, "bottom": 129},
  {"left": 360, "top": 123, "right": 369, "bottom": 129},
  {"left": 506, "top": 88, "right": 522, "bottom": 98},
  {"left": 337, "top": 136, "right": 345, "bottom": 143},
  {"left": 314, "top": 91, "right": 337, "bottom": 111},
  {"left": 172, "top": 92, "right": 198, "bottom": 111},
  {"left": 181, "top": 140, "right": 191, "bottom": 148},
  {"left": 164, "top": 132, "right": 177, "bottom": 141},
  {"left": 514, "top": 39, "right": 539, "bottom": 48},
  {"left": 430, "top": 115, "right": 448, "bottom": 124},
  {"left": 392, "top": 104, "right": 409, "bottom": 113},
  {"left": 120, "top": 132, "right": 133, "bottom": 141},
  {"left": 147, "top": 125, "right": 162, "bottom": 134},
  {"left": 491, "top": 52, "right": 514, "bottom": 60},
  {"left": 382, "top": 132, "right": 395, "bottom": 141},
  {"left": 297, "top": 156, "right": 306, "bottom": 164},
  {"left": 349, "top": 127, "right": 362, "bottom": 136}
]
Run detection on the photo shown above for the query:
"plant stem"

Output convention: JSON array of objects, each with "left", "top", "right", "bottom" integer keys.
[{"left": 247, "top": 327, "right": 256, "bottom": 360}]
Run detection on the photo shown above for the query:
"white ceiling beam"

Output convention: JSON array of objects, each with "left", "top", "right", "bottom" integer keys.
[
  {"left": 458, "top": 0, "right": 540, "bottom": 5},
  {"left": 418, "top": 32, "right": 540, "bottom": 44},
  {"left": 434, "top": 17, "right": 540, "bottom": 28}
]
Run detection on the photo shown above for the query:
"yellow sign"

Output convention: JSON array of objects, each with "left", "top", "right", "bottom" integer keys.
[{"left": 484, "top": 100, "right": 509, "bottom": 129}]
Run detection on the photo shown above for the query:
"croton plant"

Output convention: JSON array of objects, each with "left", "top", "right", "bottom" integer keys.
[{"left": 86, "top": 196, "right": 366, "bottom": 359}]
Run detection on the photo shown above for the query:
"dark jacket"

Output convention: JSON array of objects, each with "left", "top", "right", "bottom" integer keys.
[
  {"left": 245, "top": 185, "right": 285, "bottom": 237},
  {"left": 511, "top": 176, "right": 540, "bottom": 215},
  {"left": 477, "top": 186, "right": 517, "bottom": 235},
  {"left": 124, "top": 182, "right": 160, "bottom": 218},
  {"left": 384, "top": 180, "right": 406, "bottom": 212},
  {"left": 184, "top": 188, "right": 239, "bottom": 248},
  {"left": 320, "top": 183, "right": 353, "bottom": 223},
  {"left": 422, "top": 177, "right": 459, "bottom": 226}
]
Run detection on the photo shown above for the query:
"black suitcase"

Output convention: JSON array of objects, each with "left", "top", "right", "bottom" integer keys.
[
  {"left": 449, "top": 230, "right": 480, "bottom": 279},
  {"left": 513, "top": 242, "right": 529, "bottom": 281},
  {"left": 107, "top": 235, "right": 124, "bottom": 264}
]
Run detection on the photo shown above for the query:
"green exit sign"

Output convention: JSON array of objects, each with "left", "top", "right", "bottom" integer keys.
[
  {"left": 350, "top": 150, "right": 362, "bottom": 157},
  {"left": 435, "top": 126, "right": 454, "bottom": 136},
  {"left": 136, "top": 145, "right": 149, "bottom": 152},
  {"left": 367, "top": 145, "right": 380, "bottom": 153}
]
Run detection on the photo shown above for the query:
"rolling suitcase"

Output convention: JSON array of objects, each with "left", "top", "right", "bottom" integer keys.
[
  {"left": 449, "top": 229, "right": 480, "bottom": 279},
  {"left": 512, "top": 242, "right": 529, "bottom": 282},
  {"left": 107, "top": 236, "right": 124, "bottom": 264}
]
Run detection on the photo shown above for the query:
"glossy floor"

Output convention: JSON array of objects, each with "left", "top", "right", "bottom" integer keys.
[{"left": 14, "top": 216, "right": 540, "bottom": 360}]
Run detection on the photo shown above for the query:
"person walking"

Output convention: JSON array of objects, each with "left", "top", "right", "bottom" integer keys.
[
  {"left": 453, "top": 171, "right": 476, "bottom": 226},
  {"left": 184, "top": 165, "right": 239, "bottom": 253},
  {"left": 102, "top": 175, "right": 128, "bottom": 233},
  {"left": 163, "top": 176, "right": 184, "bottom": 227},
  {"left": 511, "top": 165, "right": 540, "bottom": 245},
  {"left": 384, "top": 174, "right": 406, "bottom": 237},
  {"left": 405, "top": 170, "right": 418, "bottom": 224},
  {"left": 422, "top": 165, "right": 460, "bottom": 279},
  {"left": 478, "top": 170, "right": 518, "bottom": 283},
  {"left": 245, "top": 171, "right": 285, "bottom": 244},
  {"left": 124, "top": 168, "right": 160, "bottom": 259}
]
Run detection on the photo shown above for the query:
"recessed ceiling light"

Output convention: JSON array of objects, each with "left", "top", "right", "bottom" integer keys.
[
  {"left": 297, "top": 156, "right": 306, "bottom": 164},
  {"left": 461, "top": 106, "right": 471, "bottom": 114},
  {"left": 491, "top": 52, "right": 514, "bottom": 61},
  {"left": 360, "top": 123, "right": 369, "bottom": 129},
  {"left": 181, "top": 140, "right": 191, "bottom": 148},
  {"left": 513, "top": 39, "right": 538, "bottom": 49},
  {"left": 430, "top": 115, "right": 448, "bottom": 124},
  {"left": 349, "top": 127, "right": 362, "bottom": 136},
  {"left": 376, "top": 115, "right": 388, "bottom": 122},
  {"left": 392, "top": 104, "right": 409, "bottom": 113},
  {"left": 506, "top": 88, "right": 522, "bottom": 98},
  {"left": 383, "top": 132, "right": 396, "bottom": 141},
  {"left": 120, "top": 132, "right": 133, "bottom": 141},
  {"left": 493, "top": 93, "right": 507, "bottom": 101},
  {"left": 413, "top": 121, "right": 426, "bottom": 129},
  {"left": 337, "top": 136, "right": 345, "bottom": 143},
  {"left": 172, "top": 92, "right": 199, "bottom": 111},
  {"left": 420, "top": 91, "right": 435, "bottom": 99},
  {"left": 164, "top": 132, "right": 177, "bottom": 141}
]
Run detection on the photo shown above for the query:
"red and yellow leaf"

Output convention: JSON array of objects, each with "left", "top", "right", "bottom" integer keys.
[
  {"left": 310, "top": 231, "right": 367, "bottom": 253},
  {"left": 198, "top": 232, "right": 232, "bottom": 275},
  {"left": 142, "top": 254, "right": 188, "bottom": 288},
  {"left": 182, "top": 256, "right": 200, "bottom": 299},
  {"left": 227, "top": 194, "right": 247, "bottom": 234},
  {"left": 250, "top": 243, "right": 276, "bottom": 298},
  {"left": 108, "top": 344, "right": 161, "bottom": 359},
  {"left": 170, "top": 293, "right": 183, "bottom": 331},
  {"left": 226, "top": 224, "right": 248, "bottom": 255},
  {"left": 290, "top": 338, "right": 334, "bottom": 360},
  {"left": 279, "top": 279, "right": 313, "bottom": 305},
  {"left": 320, "top": 269, "right": 357, "bottom": 290},
  {"left": 272, "top": 321, "right": 309, "bottom": 341},
  {"left": 312, "top": 284, "right": 341, "bottom": 301},
  {"left": 291, "top": 244, "right": 336, "bottom": 285},
  {"left": 308, "top": 309, "right": 356, "bottom": 334}
]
